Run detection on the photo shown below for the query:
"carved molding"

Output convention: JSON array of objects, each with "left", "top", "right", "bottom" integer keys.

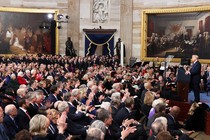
[{"left": 92, "top": 0, "right": 109, "bottom": 23}]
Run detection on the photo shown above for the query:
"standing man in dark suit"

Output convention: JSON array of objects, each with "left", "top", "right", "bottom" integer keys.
[
  {"left": 3, "top": 104, "right": 19, "bottom": 140},
  {"left": 15, "top": 98, "right": 31, "bottom": 130},
  {"left": 186, "top": 55, "right": 201, "bottom": 102},
  {"left": 0, "top": 106, "right": 9, "bottom": 140}
]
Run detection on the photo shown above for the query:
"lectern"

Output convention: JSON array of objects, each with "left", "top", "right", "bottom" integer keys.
[{"left": 176, "top": 67, "right": 190, "bottom": 102}]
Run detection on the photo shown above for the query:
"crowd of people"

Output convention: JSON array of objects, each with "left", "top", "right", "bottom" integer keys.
[{"left": 0, "top": 54, "right": 208, "bottom": 140}]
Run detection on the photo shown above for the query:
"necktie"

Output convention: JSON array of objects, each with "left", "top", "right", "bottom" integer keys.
[
  {"left": 49, "top": 125, "right": 55, "bottom": 134},
  {"left": 13, "top": 119, "right": 18, "bottom": 128},
  {"left": 25, "top": 111, "right": 31, "bottom": 119}
]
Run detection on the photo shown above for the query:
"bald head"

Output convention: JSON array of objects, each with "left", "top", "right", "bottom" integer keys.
[{"left": 170, "top": 106, "right": 180, "bottom": 118}]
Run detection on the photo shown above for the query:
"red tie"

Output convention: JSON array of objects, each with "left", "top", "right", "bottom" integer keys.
[{"left": 26, "top": 111, "right": 31, "bottom": 119}]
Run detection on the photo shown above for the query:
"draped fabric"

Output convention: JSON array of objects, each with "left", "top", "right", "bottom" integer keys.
[{"left": 85, "top": 33, "right": 114, "bottom": 57}]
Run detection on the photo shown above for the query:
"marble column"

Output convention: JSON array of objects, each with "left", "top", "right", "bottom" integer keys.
[
  {"left": 120, "top": 0, "right": 133, "bottom": 65},
  {"left": 67, "top": 0, "right": 80, "bottom": 56}
]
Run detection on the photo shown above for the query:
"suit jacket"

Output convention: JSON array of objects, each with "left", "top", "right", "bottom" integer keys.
[
  {"left": 47, "top": 121, "right": 58, "bottom": 140},
  {"left": 67, "top": 102, "right": 85, "bottom": 121},
  {"left": 190, "top": 61, "right": 201, "bottom": 84},
  {"left": 105, "top": 122, "right": 121, "bottom": 140},
  {"left": 66, "top": 117, "right": 87, "bottom": 137},
  {"left": 111, "top": 105, "right": 120, "bottom": 118},
  {"left": 47, "top": 94, "right": 58, "bottom": 104},
  {"left": 33, "top": 134, "right": 66, "bottom": 140},
  {"left": 166, "top": 114, "right": 183, "bottom": 136},
  {"left": 27, "top": 103, "right": 38, "bottom": 118},
  {"left": 15, "top": 108, "right": 30, "bottom": 130},
  {"left": 0, "top": 124, "right": 9, "bottom": 140},
  {"left": 140, "top": 89, "right": 148, "bottom": 103},
  {"left": 105, "top": 121, "right": 147, "bottom": 140},
  {"left": 3, "top": 114, "right": 19, "bottom": 140},
  {"left": 114, "top": 107, "right": 130, "bottom": 126}
]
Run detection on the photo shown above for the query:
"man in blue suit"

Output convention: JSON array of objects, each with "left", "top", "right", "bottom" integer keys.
[
  {"left": 186, "top": 55, "right": 201, "bottom": 102},
  {"left": 3, "top": 104, "right": 19, "bottom": 140},
  {"left": 0, "top": 106, "right": 9, "bottom": 140}
]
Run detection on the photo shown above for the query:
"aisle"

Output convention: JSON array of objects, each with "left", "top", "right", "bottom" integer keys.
[{"left": 188, "top": 91, "right": 210, "bottom": 106}]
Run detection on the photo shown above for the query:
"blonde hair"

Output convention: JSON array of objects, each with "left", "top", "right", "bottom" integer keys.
[
  {"left": 188, "top": 102, "right": 199, "bottom": 115},
  {"left": 144, "top": 91, "right": 155, "bottom": 105},
  {"left": 29, "top": 114, "right": 49, "bottom": 136},
  {"left": 51, "top": 109, "right": 60, "bottom": 123}
]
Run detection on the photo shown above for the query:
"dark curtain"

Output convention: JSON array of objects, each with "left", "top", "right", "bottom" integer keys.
[{"left": 85, "top": 33, "right": 114, "bottom": 56}]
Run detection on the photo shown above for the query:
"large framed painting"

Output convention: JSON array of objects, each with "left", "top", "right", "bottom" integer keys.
[
  {"left": 141, "top": 6, "right": 210, "bottom": 63},
  {"left": 0, "top": 7, "right": 59, "bottom": 55}
]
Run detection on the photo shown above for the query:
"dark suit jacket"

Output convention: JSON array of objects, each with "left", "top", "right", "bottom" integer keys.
[
  {"left": 15, "top": 108, "right": 30, "bottom": 130},
  {"left": 114, "top": 107, "right": 130, "bottom": 126},
  {"left": 32, "top": 134, "right": 66, "bottom": 140},
  {"left": 167, "top": 114, "right": 183, "bottom": 136},
  {"left": 65, "top": 117, "right": 87, "bottom": 137},
  {"left": 190, "top": 61, "right": 201, "bottom": 84},
  {"left": 47, "top": 94, "right": 58, "bottom": 104},
  {"left": 0, "top": 124, "right": 9, "bottom": 140},
  {"left": 140, "top": 89, "right": 148, "bottom": 103},
  {"left": 105, "top": 121, "right": 147, "bottom": 140},
  {"left": 111, "top": 105, "right": 120, "bottom": 118},
  {"left": 47, "top": 121, "right": 58, "bottom": 140},
  {"left": 67, "top": 103, "right": 85, "bottom": 121},
  {"left": 3, "top": 114, "right": 19, "bottom": 140},
  {"left": 27, "top": 103, "right": 38, "bottom": 118}
]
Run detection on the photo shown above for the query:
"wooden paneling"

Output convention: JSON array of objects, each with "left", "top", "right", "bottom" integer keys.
[{"left": 168, "top": 100, "right": 191, "bottom": 122}]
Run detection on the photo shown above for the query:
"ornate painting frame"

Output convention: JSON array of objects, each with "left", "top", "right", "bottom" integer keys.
[
  {"left": 141, "top": 6, "right": 210, "bottom": 63},
  {"left": 0, "top": 7, "right": 59, "bottom": 56}
]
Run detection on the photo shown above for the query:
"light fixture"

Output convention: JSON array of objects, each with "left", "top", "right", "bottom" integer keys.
[
  {"left": 57, "top": 14, "right": 64, "bottom": 20},
  {"left": 57, "top": 22, "right": 62, "bottom": 29},
  {"left": 56, "top": 14, "right": 69, "bottom": 29},
  {"left": 47, "top": 14, "right": 53, "bottom": 19}
]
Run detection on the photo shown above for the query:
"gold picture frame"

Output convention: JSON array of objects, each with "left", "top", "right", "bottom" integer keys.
[
  {"left": 141, "top": 6, "right": 210, "bottom": 63},
  {"left": 0, "top": 7, "right": 59, "bottom": 56}
]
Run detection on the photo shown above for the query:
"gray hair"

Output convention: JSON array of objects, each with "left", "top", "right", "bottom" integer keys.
[
  {"left": 97, "top": 108, "right": 110, "bottom": 122},
  {"left": 151, "top": 119, "right": 166, "bottom": 136},
  {"left": 111, "top": 92, "right": 121, "bottom": 100},
  {"left": 26, "top": 91, "right": 37, "bottom": 101},
  {"left": 4, "top": 104, "right": 16, "bottom": 115},
  {"left": 100, "top": 102, "right": 111, "bottom": 111},
  {"left": 29, "top": 114, "right": 48, "bottom": 136},
  {"left": 154, "top": 116, "right": 167, "bottom": 129},
  {"left": 34, "top": 90, "right": 44, "bottom": 98},
  {"left": 89, "top": 120, "right": 106, "bottom": 134},
  {"left": 86, "top": 127, "right": 104, "bottom": 140},
  {"left": 17, "top": 88, "right": 26, "bottom": 96},
  {"left": 57, "top": 101, "right": 69, "bottom": 113},
  {"left": 71, "top": 89, "right": 80, "bottom": 96}
]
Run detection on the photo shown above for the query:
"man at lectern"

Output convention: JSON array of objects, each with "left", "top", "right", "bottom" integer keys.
[{"left": 185, "top": 55, "right": 201, "bottom": 102}]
